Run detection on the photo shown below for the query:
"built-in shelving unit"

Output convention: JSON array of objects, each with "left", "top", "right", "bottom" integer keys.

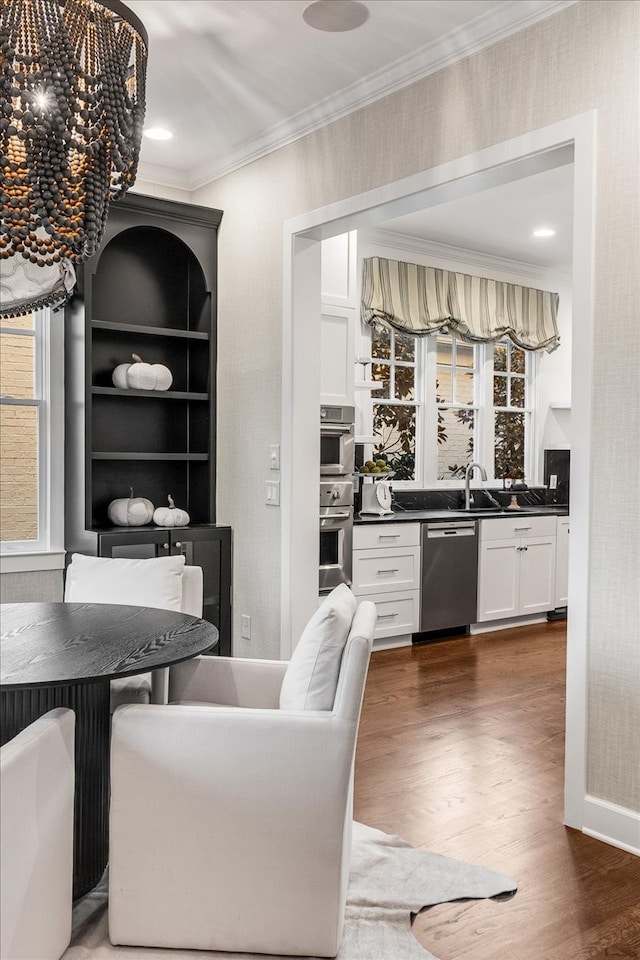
[
  {"left": 64, "top": 194, "right": 233, "bottom": 655},
  {"left": 65, "top": 194, "right": 223, "bottom": 530}
]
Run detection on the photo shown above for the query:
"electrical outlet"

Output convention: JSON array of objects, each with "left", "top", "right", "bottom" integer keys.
[
  {"left": 549, "top": 474, "right": 558, "bottom": 490},
  {"left": 241, "top": 615, "right": 251, "bottom": 640}
]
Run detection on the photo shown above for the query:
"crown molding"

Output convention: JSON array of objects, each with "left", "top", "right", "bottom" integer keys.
[
  {"left": 137, "top": 0, "right": 578, "bottom": 192},
  {"left": 361, "top": 227, "right": 573, "bottom": 286}
]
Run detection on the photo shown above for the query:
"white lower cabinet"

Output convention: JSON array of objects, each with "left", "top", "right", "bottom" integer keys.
[
  {"left": 352, "top": 523, "right": 420, "bottom": 639},
  {"left": 477, "top": 516, "right": 557, "bottom": 622}
]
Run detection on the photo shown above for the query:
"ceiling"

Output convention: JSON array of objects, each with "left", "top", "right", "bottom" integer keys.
[
  {"left": 375, "top": 162, "right": 575, "bottom": 272},
  {"left": 127, "top": 0, "right": 576, "bottom": 271}
]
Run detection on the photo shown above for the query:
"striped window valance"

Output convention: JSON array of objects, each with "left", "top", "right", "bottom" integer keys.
[{"left": 361, "top": 256, "right": 560, "bottom": 352}]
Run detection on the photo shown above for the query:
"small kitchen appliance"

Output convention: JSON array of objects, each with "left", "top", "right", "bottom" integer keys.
[{"left": 360, "top": 477, "right": 394, "bottom": 516}]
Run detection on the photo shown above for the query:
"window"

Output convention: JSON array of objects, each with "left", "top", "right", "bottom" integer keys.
[
  {"left": 435, "top": 335, "right": 477, "bottom": 480},
  {"left": 367, "top": 331, "right": 536, "bottom": 486},
  {"left": 492, "top": 341, "right": 530, "bottom": 482},
  {"left": 0, "top": 308, "right": 64, "bottom": 560},
  {"left": 370, "top": 325, "right": 418, "bottom": 480}
]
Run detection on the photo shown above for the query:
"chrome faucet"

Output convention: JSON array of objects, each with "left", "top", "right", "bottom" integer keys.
[{"left": 464, "top": 461, "right": 487, "bottom": 510}]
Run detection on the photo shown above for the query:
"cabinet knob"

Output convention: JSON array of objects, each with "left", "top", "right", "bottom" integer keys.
[
  {"left": 162, "top": 543, "right": 170, "bottom": 550},
  {"left": 175, "top": 541, "right": 182, "bottom": 548}
]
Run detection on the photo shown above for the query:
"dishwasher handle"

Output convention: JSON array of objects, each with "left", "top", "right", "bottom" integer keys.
[{"left": 426, "top": 522, "right": 476, "bottom": 538}]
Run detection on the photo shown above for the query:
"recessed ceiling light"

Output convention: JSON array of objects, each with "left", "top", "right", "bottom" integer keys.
[
  {"left": 144, "top": 128, "right": 173, "bottom": 141},
  {"left": 533, "top": 227, "right": 556, "bottom": 238},
  {"left": 303, "top": 0, "right": 369, "bottom": 32}
]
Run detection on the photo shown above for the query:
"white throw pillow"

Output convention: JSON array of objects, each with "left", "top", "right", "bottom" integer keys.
[
  {"left": 64, "top": 554, "right": 186, "bottom": 612},
  {"left": 279, "top": 584, "right": 357, "bottom": 711}
]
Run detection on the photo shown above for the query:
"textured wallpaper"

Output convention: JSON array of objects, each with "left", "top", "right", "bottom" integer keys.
[{"left": 190, "top": 1, "right": 639, "bottom": 811}]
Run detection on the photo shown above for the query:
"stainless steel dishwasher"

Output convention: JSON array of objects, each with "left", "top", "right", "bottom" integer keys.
[{"left": 420, "top": 520, "right": 478, "bottom": 633}]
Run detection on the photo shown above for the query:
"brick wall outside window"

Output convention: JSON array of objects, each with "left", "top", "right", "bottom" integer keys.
[{"left": 0, "top": 315, "right": 38, "bottom": 542}]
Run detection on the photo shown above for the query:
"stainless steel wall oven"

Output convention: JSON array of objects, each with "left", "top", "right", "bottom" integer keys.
[
  {"left": 319, "top": 406, "right": 355, "bottom": 594},
  {"left": 320, "top": 405, "right": 355, "bottom": 477}
]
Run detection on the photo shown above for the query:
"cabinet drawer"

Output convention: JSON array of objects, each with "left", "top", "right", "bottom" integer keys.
[
  {"left": 353, "top": 522, "right": 420, "bottom": 550},
  {"left": 479, "top": 515, "right": 557, "bottom": 542},
  {"left": 364, "top": 590, "right": 419, "bottom": 639},
  {"left": 352, "top": 545, "right": 420, "bottom": 594}
]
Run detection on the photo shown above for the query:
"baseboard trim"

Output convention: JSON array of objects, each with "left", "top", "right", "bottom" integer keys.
[
  {"left": 582, "top": 795, "right": 640, "bottom": 856},
  {"left": 373, "top": 634, "right": 413, "bottom": 651},
  {"left": 470, "top": 614, "right": 546, "bottom": 634}
]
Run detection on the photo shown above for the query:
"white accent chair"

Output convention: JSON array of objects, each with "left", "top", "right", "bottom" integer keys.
[
  {"left": 63, "top": 554, "right": 204, "bottom": 710},
  {"left": 108, "top": 587, "right": 376, "bottom": 958},
  {"left": 0, "top": 708, "right": 75, "bottom": 960}
]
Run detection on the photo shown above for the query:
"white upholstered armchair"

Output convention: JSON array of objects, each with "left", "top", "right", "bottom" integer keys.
[
  {"left": 1, "top": 709, "right": 75, "bottom": 960},
  {"left": 108, "top": 586, "right": 376, "bottom": 958}
]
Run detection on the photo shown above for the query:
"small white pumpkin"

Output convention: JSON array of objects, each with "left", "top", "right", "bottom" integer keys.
[
  {"left": 153, "top": 494, "right": 190, "bottom": 528},
  {"left": 112, "top": 354, "right": 173, "bottom": 391},
  {"left": 108, "top": 487, "right": 155, "bottom": 526}
]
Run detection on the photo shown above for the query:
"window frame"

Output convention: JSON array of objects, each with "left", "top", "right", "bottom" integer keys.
[
  {"left": 0, "top": 308, "right": 65, "bottom": 569},
  {"left": 367, "top": 327, "right": 537, "bottom": 488},
  {"left": 369, "top": 325, "right": 421, "bottom": 481}
]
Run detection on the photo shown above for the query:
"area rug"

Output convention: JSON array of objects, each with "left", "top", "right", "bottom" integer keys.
[{"left": 64, "top": 822, "right": 517, "bottom": 960}]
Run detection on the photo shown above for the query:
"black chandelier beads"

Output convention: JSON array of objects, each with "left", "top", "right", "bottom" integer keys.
[{"left": 0, "top": 0, "right": 147, "bottom": 266}]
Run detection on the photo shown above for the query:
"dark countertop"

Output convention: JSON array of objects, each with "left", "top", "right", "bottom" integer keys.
[{"left": 354, "top": 505, "right": 569, "bottom": 524}]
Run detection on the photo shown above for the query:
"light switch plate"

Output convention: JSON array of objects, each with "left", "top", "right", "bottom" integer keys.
[
  {"left": 269, "top": 444, "right": 280, "bottom": 471},
  {"left": 549, "top": 474, "right": 558, "bottom": 490},
  {"left": 265, "top": 480, "right": 280, "bottom": 505}
]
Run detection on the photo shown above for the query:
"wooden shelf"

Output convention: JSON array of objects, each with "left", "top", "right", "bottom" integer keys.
[
  {"left": 91, "top": 452, "right": 209, "bottom": 461},
  {"left": 91, "top": 320, "right": 209, "bottom": 340},
  {"left": 91, "top": 387, "right": 208, "bottom": 401}
]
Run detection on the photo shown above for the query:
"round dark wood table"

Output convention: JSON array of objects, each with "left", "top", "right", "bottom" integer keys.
[{"left": 0, "top": 601, "right": 218, "bottom": 900}]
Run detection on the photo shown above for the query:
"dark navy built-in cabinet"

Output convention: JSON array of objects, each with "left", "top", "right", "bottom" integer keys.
[{"left": 65, "top": 193, "right": 232, "bottom": 655}]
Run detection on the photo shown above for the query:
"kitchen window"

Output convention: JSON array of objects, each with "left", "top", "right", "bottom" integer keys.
[
  {"left": 0, "top": 308, "right": 64, "bottom": 565},
  {"left": 367, "top": 330, "right": 536, "bottom": 486},
  {"left": 370, "top": 325, "right": 418, "bottom": 480}
]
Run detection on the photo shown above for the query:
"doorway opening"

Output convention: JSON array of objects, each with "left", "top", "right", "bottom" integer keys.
[{"left": 282, "top": 113, "right": 596, "bottom": 831}]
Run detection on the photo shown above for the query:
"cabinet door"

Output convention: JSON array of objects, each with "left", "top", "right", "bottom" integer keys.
[
  {"left": 555, "top": 518, "right": 570, "bottom": 607},
  {"left": 170, "top": 529, "right": 232, "bottom": 657},
  {"left": 320, "top": 306, "right": 355, "bottom": 405},
  {"left": 477, "top": 539, "right": 519, "bottom": 621},
  {"left": 518, "top": 536, "right": 556, "bottom": 615}
]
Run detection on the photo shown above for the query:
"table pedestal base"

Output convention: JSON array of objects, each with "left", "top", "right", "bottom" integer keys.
[{"left": 1, "top": 681, "right": 111, "bottom": 900}]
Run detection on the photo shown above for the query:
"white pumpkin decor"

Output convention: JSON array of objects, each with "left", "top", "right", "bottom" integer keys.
[
  {"left": 108, "top": 488, "right": 155, "bottom": 526},
  {"left": 153, "top": 495, "right": 190, "bottom": 528},
  {"left": 112, "top": 354, "right": 173, "bottom": 391}
]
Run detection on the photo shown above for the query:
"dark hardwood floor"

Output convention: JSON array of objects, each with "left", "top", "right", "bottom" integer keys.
[{"left": 353, "top": 621, "right": 640, "bottom": 960}]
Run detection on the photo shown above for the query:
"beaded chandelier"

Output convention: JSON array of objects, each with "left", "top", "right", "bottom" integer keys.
[{"left": 0, "top": 0, "right": 147, "bottom": 270}]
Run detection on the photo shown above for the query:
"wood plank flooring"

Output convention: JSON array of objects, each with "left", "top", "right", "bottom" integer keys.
[{"left": 353, "top": 621, "right": 640, "bottom": 960}]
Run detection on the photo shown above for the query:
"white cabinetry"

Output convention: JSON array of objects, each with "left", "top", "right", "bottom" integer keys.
[
  {"left": 352, "top": 523, "right": 420, "bottom": 640},
  {"left": 477, "top": 515, "right": 557, "bottom": 622},
  {"left": 320, "top": 233, "right": 357, "bottom": 406},
  {"left": 555, "top": 516, "right": 570, "bottom": 608}
]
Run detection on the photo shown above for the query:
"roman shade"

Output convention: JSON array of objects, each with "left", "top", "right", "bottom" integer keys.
[{"left": 361, "top": 256, "right": 560, "bottom": 352}]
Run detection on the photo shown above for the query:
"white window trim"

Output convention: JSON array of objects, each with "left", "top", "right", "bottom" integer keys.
[{"left": 0, "top": 309, "right": 65, "bottom": 571}]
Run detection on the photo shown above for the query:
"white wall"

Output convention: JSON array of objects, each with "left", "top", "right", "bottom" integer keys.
[{"left": 537, "top": 276, "right": 572, "bottom": 453}]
